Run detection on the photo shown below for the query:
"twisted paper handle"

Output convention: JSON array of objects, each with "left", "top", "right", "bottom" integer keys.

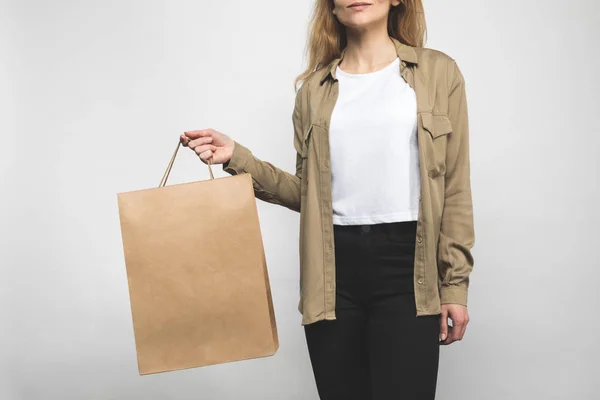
[{"left": 159, "top": 139, "right": 214, "bottom": 187}]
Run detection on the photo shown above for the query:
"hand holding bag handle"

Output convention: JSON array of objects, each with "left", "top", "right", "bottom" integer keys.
[{"left": 159, "top": 139, "right": 215, "bottom": 187}]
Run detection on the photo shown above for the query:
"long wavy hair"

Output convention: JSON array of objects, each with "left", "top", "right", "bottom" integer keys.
[{"left": 294, "top": 0, "right": 427, "bottom": 90}]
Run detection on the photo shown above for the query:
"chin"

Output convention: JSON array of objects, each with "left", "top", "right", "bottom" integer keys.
[
  {"left": 345, "top": 12, "right": 376, "bottom": 23},
  {"left": 344, "top": 18, "right": 379, "bottom": 29}
]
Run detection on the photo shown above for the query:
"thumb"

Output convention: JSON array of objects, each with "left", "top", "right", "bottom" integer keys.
[{"left": 440, "top": 308, "right": 448, "bottom": 342}]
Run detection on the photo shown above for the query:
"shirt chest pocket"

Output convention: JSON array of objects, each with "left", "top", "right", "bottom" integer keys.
[
  {"left": 419, "top": 111, "right": 452, "bottom": 178},
  {"left": 300, "top": 124, "right": 314, "bottom": 196}
]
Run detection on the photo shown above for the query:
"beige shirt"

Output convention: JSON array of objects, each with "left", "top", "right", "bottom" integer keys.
[{"left": 222, "top": 36, "right": 476, "bottom": 326}]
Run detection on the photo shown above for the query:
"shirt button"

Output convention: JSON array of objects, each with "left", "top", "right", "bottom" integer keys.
[
  {"left": 418, "top": 278, "right": 423, "bottom": 284},
  {"left": 417, "top": 236, "right": 422, "bottom": 243}
]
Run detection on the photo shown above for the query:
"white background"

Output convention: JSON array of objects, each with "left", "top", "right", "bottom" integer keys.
[{"left": 1, "top": 1, "right": 599, "bottom": 399}]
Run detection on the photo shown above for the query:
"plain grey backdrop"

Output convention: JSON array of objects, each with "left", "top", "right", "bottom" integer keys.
[{"left": 1, "top": 0, "right": 599, "bottom": 399}]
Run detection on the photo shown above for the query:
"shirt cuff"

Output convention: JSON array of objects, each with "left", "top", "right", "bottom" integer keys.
[
  {"left": 439, "top": 284, "right": 469, "bottom": 306},
  {"left": 222, "top": 140, "right": 251, "bottom": 175}
]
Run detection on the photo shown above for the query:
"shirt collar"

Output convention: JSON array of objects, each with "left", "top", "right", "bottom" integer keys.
[{"left": 319, "top": 36, "right": 418, "bottom": 85}]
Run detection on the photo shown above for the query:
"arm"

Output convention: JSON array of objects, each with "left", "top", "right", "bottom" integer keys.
[
  {"left": 221, "top": 85, "right": 306, "bottom": 213},
  {"left": 437, "top": 58, "right": 476, "bottom": 306}
]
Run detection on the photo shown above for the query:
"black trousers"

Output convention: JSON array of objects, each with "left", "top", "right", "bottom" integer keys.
[{"left": 304, "top": 220, "right": 440, "bottom": 400}]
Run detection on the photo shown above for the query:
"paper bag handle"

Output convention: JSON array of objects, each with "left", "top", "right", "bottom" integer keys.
[{"left": 159, "top": 140, "right": 215, "bottom": 187}]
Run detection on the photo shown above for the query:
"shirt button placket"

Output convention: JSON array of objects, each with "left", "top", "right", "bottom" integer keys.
[
  {"left": 324, "top": 81, "right": 340, "bottom": 318},
  {"left": 322, "top": 124, "right": 336, "bottom": 319},
  {"left": 415, "top": 194, "right": 425, "bottom": 312}
]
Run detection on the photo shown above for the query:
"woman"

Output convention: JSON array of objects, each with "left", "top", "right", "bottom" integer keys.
[{"left": 181, "top": 1, "right": 475, "bottom": 399}]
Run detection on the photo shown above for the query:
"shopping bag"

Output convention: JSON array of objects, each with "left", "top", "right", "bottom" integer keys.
[{"left": 116, "top": 139, "right": 279, "bottom": 375}]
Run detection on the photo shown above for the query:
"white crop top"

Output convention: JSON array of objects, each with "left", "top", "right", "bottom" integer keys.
[{"left": 329, "top": 56, "right": 421, "bottom": 225}]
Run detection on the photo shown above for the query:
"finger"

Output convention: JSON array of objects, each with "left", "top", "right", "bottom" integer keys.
[
  {"left": 439, "top": 309, "right": 448, "bottom": 343},
  {"left": 440, "top": 325, "right": 454, "bottom": 345},
  {"left": 199, "top": 149, "right": 214, "bottom": 162},
  {"left": 448, "top": 317, "right": 465, "bottom": 343},
  {"left": 443, "top": 313, "right": 456, "bottom": 345},
  {"left": 188, "top": 135, "right": 213, "bottom": 149},
  {"left": 180, "top": 134, "right": 190, "bottom": 146},
  {"left": 193, "top": 144, "right": 217, "bottom": 156},
  {"left": 184, "top": 129, "right": 213, "bottom": 139},
  {"left": 458, "top": 324, "right": 467, "bottom": 341},
  {"left": 457, "top": 314, "right": 469, "bottom": 340}
]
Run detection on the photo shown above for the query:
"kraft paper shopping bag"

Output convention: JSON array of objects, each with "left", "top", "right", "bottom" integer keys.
[{"left": 117, "top": 140, "right": 279, "bottom": 375}]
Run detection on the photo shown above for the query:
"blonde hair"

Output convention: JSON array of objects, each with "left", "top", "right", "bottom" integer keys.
[{"left": 294, "top": 0, "right": 427, "bottom": 90}]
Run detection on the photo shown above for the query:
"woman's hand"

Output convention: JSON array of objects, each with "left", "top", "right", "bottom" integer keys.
[
  {"left": 439, "top": 304, "right": 469, "bottom": 345},
  {"left": 180, "top": 128, "right": 235, "bottom": 165}
]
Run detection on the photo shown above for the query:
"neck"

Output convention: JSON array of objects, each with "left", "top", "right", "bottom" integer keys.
[{"left": 341, "top": 30, "right": 398, "bottom": 74}]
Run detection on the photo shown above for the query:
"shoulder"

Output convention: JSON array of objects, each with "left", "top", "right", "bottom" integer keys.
[
  {"left": 297, "top": 67, "right": 327, "bottom": 94},
  {"left": 292, "top": 66, "right": 329, "bottom": 112},
  {"left": 414, "top": 46, "right": 464, "bottom": 86},
  {"left": 415, "top": 46, "right": 455, "bottom": 63}
]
